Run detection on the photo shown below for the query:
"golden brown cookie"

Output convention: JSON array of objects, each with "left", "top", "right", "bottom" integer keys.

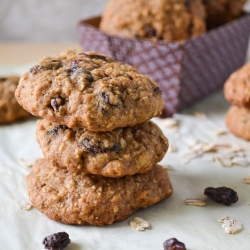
[
  {"left": 36, "top": 119, "right": 168, "bottom": 177},
  {"left": 226, "top": 105, "right": 250, "bottom": 140},
  {"left": 0, "top": 76, "right": 30, "bottom": 124},
  {"left": 26, "top": 158, "right": 173, "bottom": 226},
  {"left": 203, "top": 0, "right": 247, "bottom": 29},
  {"left": 100, "top": 0, "right": 206, "bottom": 42},
  {"left": 224, "top": 62, "right": 250, "bottom": 108},
  {"left": 15, "top": 50, "right": 164, "bottom": 131}
]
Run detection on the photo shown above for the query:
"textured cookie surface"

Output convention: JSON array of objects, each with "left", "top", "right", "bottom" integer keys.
[
  {"left": 36, "top": 119, "right": 168, "bottom": 177},
  {"left": 0, "top": 76, "right": 30, "bottom": 123},
  {"left": 224, "top": 62, "right": 250, "bottom": 108},
  {"left": 15, "top": 50, "right": 164, "bottom": 131},
  {"left": 26, "top": 159, "right": 173, "bottom": 226},
  {"left": 203, "top": 0, "right": 246, "bottom": 29},
  {"left": 226, "top": 105, "right": 250, "bottom": 140},
  {"left": 100, "top": 0, "right": 206, "bottom": 42}
]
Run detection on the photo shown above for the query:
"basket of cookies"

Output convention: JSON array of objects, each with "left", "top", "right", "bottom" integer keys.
[{"left": 78, "top": 0, "right": 250, "bottom": 117}]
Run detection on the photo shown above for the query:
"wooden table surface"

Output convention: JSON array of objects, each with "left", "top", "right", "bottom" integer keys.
[{"left": 0, "top": 42, "right": 81, "bottom": 64}]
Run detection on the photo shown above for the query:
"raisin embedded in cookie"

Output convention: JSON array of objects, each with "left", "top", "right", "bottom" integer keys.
[
  {"left": 15, "top": 50, "right": 164, "bottom": 131},
  {"left": 100, "top": 0, "right": 206, "bottom": 41},
  {"left": 224, "top": 62, "right": 250, "bottom": 108},
  {"left": 0, "top": 76, "right": 30, "bottom": 124},
  {"left": 36, "top": 119, "right": 168, "bottom": 177},
  {"left": 203, "top": 0, "right": 247, "bottom": 29},
  {"left": 226, "top": 105, "right": 250, "bottom": 141},
  {"left": 26, "top": 158, "right": 173, "bottom": 226}
]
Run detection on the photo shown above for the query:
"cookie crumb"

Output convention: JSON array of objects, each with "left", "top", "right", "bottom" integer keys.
[
  {"left": 185, "top": 198, "right": 206, "bottom": 206},
  {"left": 218, "top": 216, "right": 229, "bottom": 223},
  {"left": 222, "top": 219, "right": 243, "bottom": 234},
  {"left": 215, "top": 128, "right": 228, "bottom": 136},
  {"left": 130, "top": 217, "right": 150, "bottom": 231},
  {"left": 20, "top": 203, "right": 33, "bottom": 210},
  {"left": 20, "top": 158, "right": 33, "bottom": 168},
  {"left": 189, "top": 111, "right": 207, "bottom": 120},
  {"left": 242, "top": 176, "right": 250, "bottom": 184}
]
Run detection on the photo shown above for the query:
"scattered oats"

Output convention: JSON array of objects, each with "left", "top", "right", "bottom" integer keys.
[
  {"left": 215, "top": 128, "right": 228, "bottom": 136},
  {"left": 189, "top": 111, "right": 207, "bottom": 120},
  {"left": 216, "top": 156, "right": 233, "bottom": 167},
  {"left": 160, "top": 118, "right": 180, "bottom": 129},
  {"left": 164, "top": 165, "right": 174, "bottom": 171},
  {"left": 242, "top": 176, "right": 250, "bottom": 184},
  {"left": 218, "top": 216, "right": 230, "bottom": 223},
  {"left": 130, "top": 217, "right": 150, "bottom": 231},
  {"left": 185, "top": 198, "right": 206, "bottom": 206},
  {"left": 185, "top": 136, "right": 199, "bottom": 148},
  {"left": 20, "top": 158, "right": 33, "bottom": 168},
  {"left": 222, "top": 219, "right": 243, "bottom": 234},
  {"left": 20, "top": 203, "right": 33, "bottom": 210},
  {"left": 231, "top": 157, "right": 250, "bottom": 167},
  {"left": 168, "top": 145, "right": 177, "bottom": 153}
]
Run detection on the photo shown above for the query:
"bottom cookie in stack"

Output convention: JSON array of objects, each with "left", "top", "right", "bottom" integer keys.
[
  {"left": 226, "top": 105, "right": 250, "bottom": 140},
  {"left": 26, "top": 158, "right": 173, "bottom": 226}
]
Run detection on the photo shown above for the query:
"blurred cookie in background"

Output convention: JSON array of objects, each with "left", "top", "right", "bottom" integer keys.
[
  {"left": 203, "top": 0, "right": 247, "bottom": 29},
  {"left": 0, "top": 76, "right": 30, "bottom": 124},
  {"left": 100, "top": 0, "right": 206, "bottom": 42}
]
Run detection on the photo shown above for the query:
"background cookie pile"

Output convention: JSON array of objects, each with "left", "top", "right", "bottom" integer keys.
[
  {"left": 100, "top": 0, "right": 247, "bottom": 42},
  {"left": 224, "top": 62, "right": 250, "bottom": 140},
  {"left": 15, "top": 50, "right": 173, "bottom": 226}
]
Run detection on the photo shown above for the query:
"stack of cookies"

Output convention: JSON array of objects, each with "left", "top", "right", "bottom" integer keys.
[
  {"left": 224, "top": 62, "right": 250, "bottom": 140},
  {"left": 15, "top": 50, "right": 173, "bottom": 226}
]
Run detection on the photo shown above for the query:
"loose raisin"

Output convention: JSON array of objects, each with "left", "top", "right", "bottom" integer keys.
[
  {"left": 204, "top": 187, "right": 238, "bottom": 206},
  {"left": 163, "top": 238, "right": 186, "bottom": 250},
  {"left": 42, "top": 232, "right": 70, "bottom": 250}
]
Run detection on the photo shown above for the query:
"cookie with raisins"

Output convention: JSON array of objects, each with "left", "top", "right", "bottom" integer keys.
[
  {"left": 224, "top": 62, "right": 250, "bottom": 108},
  {"left": 226, "top": 105, "right": 250, "bottom": 141},
  {"left": 36, "top": 119, "right": 168, "bottom": 177},
  {"left": 26, "top": 158, "right": 173, "bottom": 226},
  {"left": 15, "top": 50, "right": 164, "bottom": 131},
  {"left": 100, "top": 0, "right": 206, "bottom": 41},
  {"left": 0, "top": 76, "right": 30, "bottom": 123}
]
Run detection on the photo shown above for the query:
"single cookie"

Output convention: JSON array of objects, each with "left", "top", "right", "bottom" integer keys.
[
  {"left": 224, "top": 62, "right": 250, "bottom": 108},
  {"left": 226, "top": 105, "right": 250, "bottom": 140},
  {"left": 26, "top": 158, "right": 173, "bottom": 226},
  {"left": 0, "top": 76, "right": 30, "bottom": 124},
  {"left": 203, "top": 0, "right": 247, "bottom": 29},
  {"left": 100, "top": 0, "right": 206, "bottom": 42},
  {"left": 36, "top": 119, "right": 168, "bottom": 177},
  {"left": 15, "top": 50, "right": 164, "bottom": 131}
]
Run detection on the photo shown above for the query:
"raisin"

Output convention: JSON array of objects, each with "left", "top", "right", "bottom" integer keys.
[
  {"left": 100, "top": 92, "right": 109, "bottom": 104},
  {"left": 42, "top": 232, "right": 70, "bottom": 250},
  {"left": 29, "top": 65, "right": 40, "bottom": 74},
  {"left": 163, "top": 238, "right": 186, "bottom": 250},
  {"left": 51, "top": 97, "right": 65, "bottom": 112},
  {"left": 0, "top": 77, "right": 7, "bottom": 82},
  {"left": 154, "top": 87, "right": 162, "bottom": 95},
  {"left": 144, "top": 25, "right": 156, "bottom": 38},
  {"left": 185, "top": 0, "right": 192, "bottom": 7},
  {"left": 80, "top": 53, "right": 107, "bottom": 61},
  {"left": 80, "top": 139, "right": 121, "bottom": 154},
  {"left": 48, "top": 125, "right": 67, "bottom": 136},
  {"left": 204, "top": 187, "right": 238, "bottom": 206}
]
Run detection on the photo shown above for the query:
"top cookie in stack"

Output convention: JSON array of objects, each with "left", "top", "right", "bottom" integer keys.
[{"left": 15, "top": 50, "right": 164, "bottom": 131}]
